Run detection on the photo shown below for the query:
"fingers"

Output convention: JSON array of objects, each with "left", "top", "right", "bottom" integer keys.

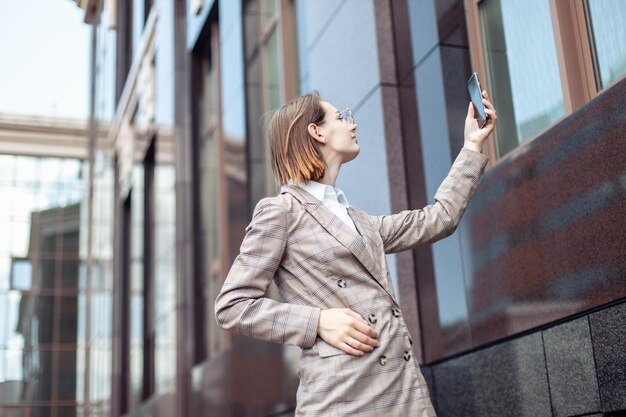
[
  {"left": 342, "top": 309, "right": 378, "bottom": 338},
  {"left": 340, "top": 328, "right": 380, "bottom": 356},
  {"left": 481, "top": 91, "right": 496, "bottom": 113},
  {"left": 349, "top": 328, "right": 380, "bottom": 349},
  {"left": 482, "top": 98, "right": 495, "bottom": 112},
  {"left": 484, "top": 108, "right": 497, "bottom": 127},
  {"left": 352, "top": 318, "right": 379, "bottom": 339},
  {"left": 480, "top": 91, "right": 497, "bottom": 127},
  {"left": 340, "top": 342, "right": 365, "bottom": 356},
  {"left": 343, "top": 339, "right": 373, "bottom": 354},
  {"left": 342, "top": 309, "right": 380, "bottom": 356}
]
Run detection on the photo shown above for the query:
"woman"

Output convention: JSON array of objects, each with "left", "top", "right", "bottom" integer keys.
[{"left": 215, "top": 91, "right": 497, "bottom": 416}]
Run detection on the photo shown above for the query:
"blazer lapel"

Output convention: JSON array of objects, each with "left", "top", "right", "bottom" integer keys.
[
  {"left": 281, "top": 185, "right": 397, "bottom": 303},
  {"left": 347, "top": 207, "right": 396, "bottom": 298}
]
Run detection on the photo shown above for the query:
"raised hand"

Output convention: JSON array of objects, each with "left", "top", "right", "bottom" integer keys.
[{"left": 464, "top": 90, "right": 497, "bottom": 152}]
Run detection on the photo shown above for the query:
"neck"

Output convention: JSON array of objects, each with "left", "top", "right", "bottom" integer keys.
[{"left": 316, "top": 160, "right": 341, "bottom": 187}]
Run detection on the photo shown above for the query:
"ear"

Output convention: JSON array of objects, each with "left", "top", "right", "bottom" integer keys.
[{"left": 307, "top": 122, "right": 326, "bottom": 144}]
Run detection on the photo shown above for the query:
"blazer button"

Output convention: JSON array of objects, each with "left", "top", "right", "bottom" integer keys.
[
  {"left": 379, "top": 355, "right": 388, "bottom": 366},
  {"left": 391, "top": 307, "right": 401, "bottom": 318},
  {"left": 368, "top": 313, "right": 377, "bottom": 324},
  {"left": 337, "top": 279, "right": 347, "bottom": 288},
  {"left": 403, "top": 351, "right": 411, "bottom": 361}
]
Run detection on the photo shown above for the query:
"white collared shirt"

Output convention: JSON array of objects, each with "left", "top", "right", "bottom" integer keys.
[{"left": 291, "top": 180, "right": 358, "bottom": 233}]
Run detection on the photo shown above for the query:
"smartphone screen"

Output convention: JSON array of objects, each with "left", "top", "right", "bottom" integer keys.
[{"left": 467, "top": 72, "right": 488, "bottom": 127}]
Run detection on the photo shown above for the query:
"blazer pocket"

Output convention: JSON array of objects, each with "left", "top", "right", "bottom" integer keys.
[{"left": 316, "top": 338, "right": 347, "bottom": 358}]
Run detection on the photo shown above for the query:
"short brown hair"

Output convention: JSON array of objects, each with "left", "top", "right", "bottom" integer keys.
[{"left": 268, "top": 91, "right": 327, "bottom": 185}]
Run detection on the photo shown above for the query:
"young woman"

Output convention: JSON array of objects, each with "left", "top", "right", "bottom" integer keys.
[{"left": 215, "top": 91, "right": 497, "bottom": 416}]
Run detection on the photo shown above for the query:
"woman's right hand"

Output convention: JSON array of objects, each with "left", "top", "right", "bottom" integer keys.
[{"left": 317, "top": 308, "right": 380, "bottom": 356}]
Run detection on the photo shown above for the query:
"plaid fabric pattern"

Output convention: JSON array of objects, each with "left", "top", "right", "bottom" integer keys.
[{"left": 215, "top": 148, "right": 488, "bottom": 416}]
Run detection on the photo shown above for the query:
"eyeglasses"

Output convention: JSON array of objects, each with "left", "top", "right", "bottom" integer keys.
[{"left": 319, "top": 108, "right": 355, "bottom": 126}]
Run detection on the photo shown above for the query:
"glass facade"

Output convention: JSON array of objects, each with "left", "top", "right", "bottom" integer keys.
[
  {"left": 479, "top": 0, "right": 565, "bottom": 157},
  {"left": 0, "top": 155, "right": 98, "bottom": 416},
  {"left": 193, "top": 19, "right": 224, "bottom": 361},
  {"left": 152, "top": 163, "right": 176, "bottom": 394},
  {"left": 587, "top": 0, "right": 626, "bottom": 89},
  {"left": 244, "top": 0, "right": 294, "bottom": 203},
  {"left": 129, "top": 165, "right": 144, "bottom": 408},
  {"left": 87, "top": 0, "right": 178, "bottom": 412}
]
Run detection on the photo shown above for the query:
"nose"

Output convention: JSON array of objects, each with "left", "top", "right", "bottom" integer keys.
[{"left": 350, "top": 122, "right": 358, "bottom": 131}]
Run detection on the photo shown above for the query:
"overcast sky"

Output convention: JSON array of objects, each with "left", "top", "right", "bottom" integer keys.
[{"left": 0, "top": 0, "right": 90, "bottom": 119}]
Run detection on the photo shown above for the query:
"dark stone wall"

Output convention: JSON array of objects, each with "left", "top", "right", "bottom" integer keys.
[{"left": 426, "top": 300, "right": 626, "bottom": 417}]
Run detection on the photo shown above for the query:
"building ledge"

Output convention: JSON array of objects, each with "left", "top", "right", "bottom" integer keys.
[{"left": 0, "top": 113, "right": 89, "bottom": 159}]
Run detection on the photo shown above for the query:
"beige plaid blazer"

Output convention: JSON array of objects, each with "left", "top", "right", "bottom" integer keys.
[{"left": 215, "top": 148, "right": 488, "bottom": 416}]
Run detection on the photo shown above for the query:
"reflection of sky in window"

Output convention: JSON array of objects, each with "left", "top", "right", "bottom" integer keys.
[
  {"left": 588, "top": 0, "right": 626, "bottom": 87},
  {"left": 501, "top": 0, "right": 564, "bottom": 134},
  {"left": 0, "top": 291, "right": 25, "bottom": 382},
  {"left": 11, "top": 259, "right": 31, "bottom": 290}
]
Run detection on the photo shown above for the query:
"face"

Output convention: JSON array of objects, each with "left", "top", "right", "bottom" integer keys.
[{"left": 317, "top": 101, "right": 359, "bottom": 164}]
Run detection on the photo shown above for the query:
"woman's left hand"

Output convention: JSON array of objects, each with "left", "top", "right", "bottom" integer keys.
[{"left": 463, "top": 90, "right": 497, "bottom": 152}]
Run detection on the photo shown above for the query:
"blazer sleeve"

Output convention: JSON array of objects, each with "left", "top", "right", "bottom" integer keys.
[
  {"left": 371, "top": 147, "right": 489, "bottom": 254},
  {"left": 214, "top": 198, "right": 321, "bottom": 348}
]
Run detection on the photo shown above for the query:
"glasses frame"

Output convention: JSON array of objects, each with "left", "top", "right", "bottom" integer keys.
[{"left": 318, "top": 108, "right": 355, "bottom": 126}]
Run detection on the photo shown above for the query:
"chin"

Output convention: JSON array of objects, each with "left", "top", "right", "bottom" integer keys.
[{"left": 343, "top": 148, "right": 360, "bottom": 163}]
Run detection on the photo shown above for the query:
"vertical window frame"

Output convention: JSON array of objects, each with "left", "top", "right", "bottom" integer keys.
[{"left": 191, "top": 15, "right": 229, "bottom": 363}]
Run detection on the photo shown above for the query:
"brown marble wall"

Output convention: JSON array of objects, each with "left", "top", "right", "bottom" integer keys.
[
  {"left": 461, "top": 76, "right": 626, "bottom": 351},
  {"left": 419, "top": 75, "right": 626, "bottom": 362}
]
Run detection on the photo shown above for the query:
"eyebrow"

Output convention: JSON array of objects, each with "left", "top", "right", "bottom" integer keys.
[{"left": 334, "top": 111, "right": 340, "bottom": 115}]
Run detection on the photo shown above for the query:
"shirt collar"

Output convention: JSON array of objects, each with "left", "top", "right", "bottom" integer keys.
[{"left": 288, "top": 179, "right": 351, "bottom": 208}]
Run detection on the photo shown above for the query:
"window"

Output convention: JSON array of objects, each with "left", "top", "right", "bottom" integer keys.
[
  {"left": 116, "top": 0, "right": 133, "bottom": 103},
  {"left": 479, "top": 0, "right": 565, "bottom": 157},
  {"left": 144, "top": 0, "right": 154, "bottom": 23},
  {"left": 10, "top": 258, "right": 32, "bottom": 291},
  {"left": 586, "top": 0, "right": 626, "bottom": 89},
  {"left": 465, "top": 0, "right": 626, "bottom": 160},
  {"left": 192, "top": 17, "right": 225, "bottom": 362},
  {"left": 244, "top": 0, "right": 299, "bottom": 204}
]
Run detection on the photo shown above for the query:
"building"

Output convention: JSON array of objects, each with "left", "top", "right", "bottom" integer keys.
[
  {"left": 72, "top": 0, "right": 626, "bottom": 416},
  {"left": 0, "top": 114, "right": 103, "bottom": 417}
]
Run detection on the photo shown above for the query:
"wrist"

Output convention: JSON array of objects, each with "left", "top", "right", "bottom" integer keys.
[
  {"left": 317, "top": 309, "right": 326, "bottom": 334},
  {"left": 463, "top": 141, "right": 483, "bottom": 153}
]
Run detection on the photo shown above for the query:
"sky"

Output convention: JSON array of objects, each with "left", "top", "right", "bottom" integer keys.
[{"left": 0, "top": 0, "right": 90, "bottom": 119}]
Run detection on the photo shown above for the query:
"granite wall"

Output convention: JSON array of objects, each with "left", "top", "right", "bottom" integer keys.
[{"left": 424, "top": 300, "right": 626, "bottom": 417}]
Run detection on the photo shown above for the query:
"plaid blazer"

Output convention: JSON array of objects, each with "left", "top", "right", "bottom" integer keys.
[{"left": 215, "top": 148, "right": 488, "bottom": 416}]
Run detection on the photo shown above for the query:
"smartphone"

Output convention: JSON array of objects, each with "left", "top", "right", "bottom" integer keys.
[{"left": 467, "top": 72, "right": 489, "bottom": 128}]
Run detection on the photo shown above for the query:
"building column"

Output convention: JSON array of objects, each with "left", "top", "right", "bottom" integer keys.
[{"left": 173, "top": 1, "right": 195, "bottom": 416}]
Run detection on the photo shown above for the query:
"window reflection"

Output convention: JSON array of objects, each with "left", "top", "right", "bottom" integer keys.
[
  {"left": 129, "top": 164, "right": 145, "bottom": 409},
  {"left": 194, "top": 19, "right": 225, "bottom": 361},
  {"left": 244, "top": 0, "right": 283, "bottom": 202},
  {"left": 10, "top": 259, "right": 32, "bottom": 291},
  {"left": 0, "top": 155, "right": 86, "bottom": 411},
  {"left": 153, "top": 163, "right": 176, "bottom": 393},
  {"left": 479, "top": 0, "right": 565, "bottom": 157},
  {"left": 587, "top": 0, "right": 626, "bottom": 89}
]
